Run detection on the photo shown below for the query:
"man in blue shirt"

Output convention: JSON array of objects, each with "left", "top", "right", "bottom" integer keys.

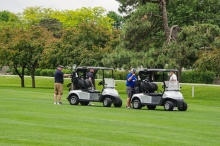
[
  {"left": 126, "top": 68, "right": 137, "bottom": 109},
  {"left": 54, "top": 65, "right": 71, "bottom": 105}
]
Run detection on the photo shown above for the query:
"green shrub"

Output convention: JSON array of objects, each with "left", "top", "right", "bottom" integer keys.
[
  {"left": 35, "top": 69, "right": 41, "bottom": 76},
  {"left": 40, "top": 69, "right": 48, "bottom": 76},
  {"left": 62, "top": 69, "right": 72, "bottom": 74},
  {"left": 182, "top": 70, "right": 215, "bottom": 84},
  {"left": 47, "top": 69, "right": 55, "bottom": 77},
  {"left": 10, "top": 68, "right": 216, "bottom": 84},
  {"left": 114, "top": 71, "right": 128, "bottom": 80}
]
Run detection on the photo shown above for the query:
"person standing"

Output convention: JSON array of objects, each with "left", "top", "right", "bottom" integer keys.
[
  {"left": 169, "top": 71, "right": 178, "bottom": 110},
  {"left": 126, "top": 68, "right": 137, "bottom": 109},
  {"left": 54, "top": 65, "right": 71, "bottom": 105},
  {"left": 87, "top": 68, "right": 95, "bottom": 88},
  {"left": 169, "top": 71, "right": 177, "bottom": 81},
  {"left": 86, "top": 68, "right": 95, "bottom": 106}
]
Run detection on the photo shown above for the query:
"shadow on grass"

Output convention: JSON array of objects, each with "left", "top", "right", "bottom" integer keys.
[{"left": 0, "top": 85, "right": 53, "bottom": 90}]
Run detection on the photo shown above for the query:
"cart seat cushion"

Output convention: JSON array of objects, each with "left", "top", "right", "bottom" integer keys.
[
  {"left": 149, "top": 93, "right": 163, "bottom": 96},
  {"left": 88, "top": 90, "right": 101, "bottom": 93}
]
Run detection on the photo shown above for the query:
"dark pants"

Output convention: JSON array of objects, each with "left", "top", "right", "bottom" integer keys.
[{"left": 126, "top": 86, "right": 134, "bottom": 98}]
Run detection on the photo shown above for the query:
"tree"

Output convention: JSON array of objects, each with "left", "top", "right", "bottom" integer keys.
[
  {"left": 0, "top": 26, "right": 56, "bottom": 87},
  {"left": 0, "top": 11, "right": 21, "bottom": 29},
  {"left": 23, "top": 26, "right": 57, "bottom": 88},
  {"left": 193, "top": 36, "right": 220, "bottom": 76},
  {"left": 39, "top": 18, "right": 63, "bottom": 38},
  {"left": 167, "top": 0, "right": 220, "bottom": 27},
  {"left": 41, "top": 22, "right": 120, "bottom": 68},
  {"left": 19, "top": 6, "right": 54, "bottom": 26},
  {"left": 161, "top": 24, "right": 220, "bottom": 81},
  {"left": 107, "top": 11, "right": 124, "bottom": 29},
  {"left": 0, "top": 27, "right": 28, "bottom": 87},
  {"left": 116, "top": 0, "right": 174, "bottom": 40},
  {"left": 50, "top": 7, "right": 114, "bottom": 29}
]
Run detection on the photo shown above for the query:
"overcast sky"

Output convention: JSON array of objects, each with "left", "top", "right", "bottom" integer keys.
[{"left": 0, "top": 0, "right": 120, "bottom": 13}]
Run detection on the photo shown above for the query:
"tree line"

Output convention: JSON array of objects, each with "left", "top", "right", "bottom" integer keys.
[
  {"left": 1, "top": 0, "right": 220, "bottom": 87},
  {"left": 0, "top": 7, "right": 121, "bottom": 87}
]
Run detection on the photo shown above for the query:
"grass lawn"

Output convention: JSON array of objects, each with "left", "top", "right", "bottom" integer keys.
[{"left": 0, "top": 75, "right": 220, "bottom": 146}]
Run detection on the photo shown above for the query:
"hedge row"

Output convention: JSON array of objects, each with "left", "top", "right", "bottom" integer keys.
[
  {"left": 151, "top": 70, "right": 215, "bottom": 84},
  {"left": 11, "top": 68, "right": 71, "bottom": 77},
  {"left": 181, "top": 70, "right": 215, "bottom": 84},
  {"left": 10, "top": 68, "right": 216, "bottom": 84}
]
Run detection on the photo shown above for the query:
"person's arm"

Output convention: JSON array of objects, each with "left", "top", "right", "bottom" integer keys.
[
  {"left": 63, "top": 74, "right": 71, "bottom": 77},
  {"left": 88, "top": 77, "right": 94, "bottom": 87},
  {"left": 127, "top": 73, "right": 135, "bottom": 81}
]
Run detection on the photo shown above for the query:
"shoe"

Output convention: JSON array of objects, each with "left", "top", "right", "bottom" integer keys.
[
  {"left": 88, "top": 102, "right": 94, "bottom": 106},
  {"left": 173, "top": 107, "right": 178, "bottom": 110},
  {"left": 54, "top": 102, "right": 56, "bottom": 105},
  {"left": 126, "top": 106, "right": 132, "bottom": 109},
  {"left": 58, "top": 102, "right": 63, "bottom": 105}
]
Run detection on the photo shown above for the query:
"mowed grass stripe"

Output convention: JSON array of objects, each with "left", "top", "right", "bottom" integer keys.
[{"left": 1, "top": 75, "right": 220, "bottom": 145}]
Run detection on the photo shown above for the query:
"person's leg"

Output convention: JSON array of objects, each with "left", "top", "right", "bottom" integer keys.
[
  {"left": 126, "top": 87, "right": 132, "bottom": 108},
  {"left": 126, "top": 97, "right": 131, "bottom": 107},
  {"left": 58, "top": 95, "right": 62, "bottom": 102},
  {"left": 57, "top": 83, "right": 63, "bottom": 104},
  {"left": 54, "top": 83, "right": 58, "bottom": 104},
  {"left": 54, "top": 94, "right": 57, "bottom": 103}
]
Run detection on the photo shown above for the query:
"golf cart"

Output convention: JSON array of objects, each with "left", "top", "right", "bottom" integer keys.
[
  {"left": 66, "top": 66, "right": 122, "bottom": 107},
  {"left": 131, "top": 69, "right": 188, "bottom": 111}
]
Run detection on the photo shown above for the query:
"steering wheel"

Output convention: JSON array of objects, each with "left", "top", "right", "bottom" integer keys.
[{"left": 98, "top": 80, "right": 103, "bottom": 86}]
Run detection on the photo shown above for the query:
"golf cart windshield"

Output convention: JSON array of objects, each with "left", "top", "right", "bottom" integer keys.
[
  {"left": 104, "top": 78, "right": 115, "bottom": 88},
  {"left": 164, "top": 81, "right": 180, "bottom": 91}
]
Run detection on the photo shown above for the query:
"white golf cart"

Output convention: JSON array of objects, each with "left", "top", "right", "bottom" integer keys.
[
  {"left": 66, "top": 66, "right": 122, "bottom": 107},
  {"left": 131, "top": 69, "right": 188, "bottom": 111}
]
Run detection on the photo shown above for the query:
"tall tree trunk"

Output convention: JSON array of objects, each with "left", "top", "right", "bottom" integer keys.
[
  {"left": 14, "top": 66, "right": 25, "bottom": 87},
  {"left": 160, "top": 0, "right": 170, "bottom": 40},
  {"left": 178, "top": 61, "right": 182, "bottom": 83},
  {"left": 31, "top": 67, "right": 36, "bottom": 88}
]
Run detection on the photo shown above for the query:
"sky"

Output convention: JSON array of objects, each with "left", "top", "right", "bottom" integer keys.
[{"left": 0, "top": 0, "right": 121, "bottom": 13}]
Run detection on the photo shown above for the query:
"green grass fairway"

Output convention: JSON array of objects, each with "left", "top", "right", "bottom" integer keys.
[{"left": 0, "top": 76, "right": 220, "bottom": 146}]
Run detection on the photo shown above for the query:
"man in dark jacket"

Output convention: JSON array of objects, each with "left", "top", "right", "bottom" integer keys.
[{"left": 54, "top": 65, "right": 71, "bottom": 105}]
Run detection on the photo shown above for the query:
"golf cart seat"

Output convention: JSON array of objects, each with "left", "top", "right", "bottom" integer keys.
[
  {"left": 84, "top": 79, "right": 101, "bottom": 93},
  {"left": 87, "top": 90, "right": 101, "bottom": 93}
]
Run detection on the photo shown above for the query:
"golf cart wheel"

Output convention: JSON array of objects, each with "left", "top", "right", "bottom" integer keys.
[
  {"left": 114, "top": 99, "right": 122, "bottom": 107},
  {"left": 178, "top": 102, "right": 188, "bottom": 111},
  {"left": 164, "top": 101, "right": 174, "bottom": 111},
  {"left": 147, "top": 105, "right": 156, "bottom": 110},
  {"left": 132, "top": 99, "right": 142, "bottom": 109},
  {"left": 69, "top": 95, "right": 79, "bottom": 105},
  {"left": 80, "top": 101, "right": 90, "bottom": 106},
  {"left": 103, "top": 97, "right": 112, "bottom": 107}
]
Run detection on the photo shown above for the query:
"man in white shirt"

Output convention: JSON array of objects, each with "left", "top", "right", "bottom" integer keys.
[
  {"left": 169, "top": 71, "right": 178, "bottom": 110},
  {"left": 169, "top": 71, "right": 177, "bottom": 81}
]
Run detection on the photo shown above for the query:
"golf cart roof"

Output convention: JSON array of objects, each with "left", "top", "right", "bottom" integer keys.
[
  {"left": 140, "top": 68, "right": 178, "bottom": 72},
  {"left": 76, "top": 66, "right": 114, "bottom": 70}
]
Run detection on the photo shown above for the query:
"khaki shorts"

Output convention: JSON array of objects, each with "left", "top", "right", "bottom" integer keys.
[{"left": 54, "top": 83, "right": 63, "bottom": 95}]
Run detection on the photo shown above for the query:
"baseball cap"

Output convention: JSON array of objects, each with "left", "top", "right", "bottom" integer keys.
[
  {"left": 130, "top": 68, "right": 136, "bottom": 72},
  {"left": 57, "top": 65, "right": 64, "bottom": 68}
]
